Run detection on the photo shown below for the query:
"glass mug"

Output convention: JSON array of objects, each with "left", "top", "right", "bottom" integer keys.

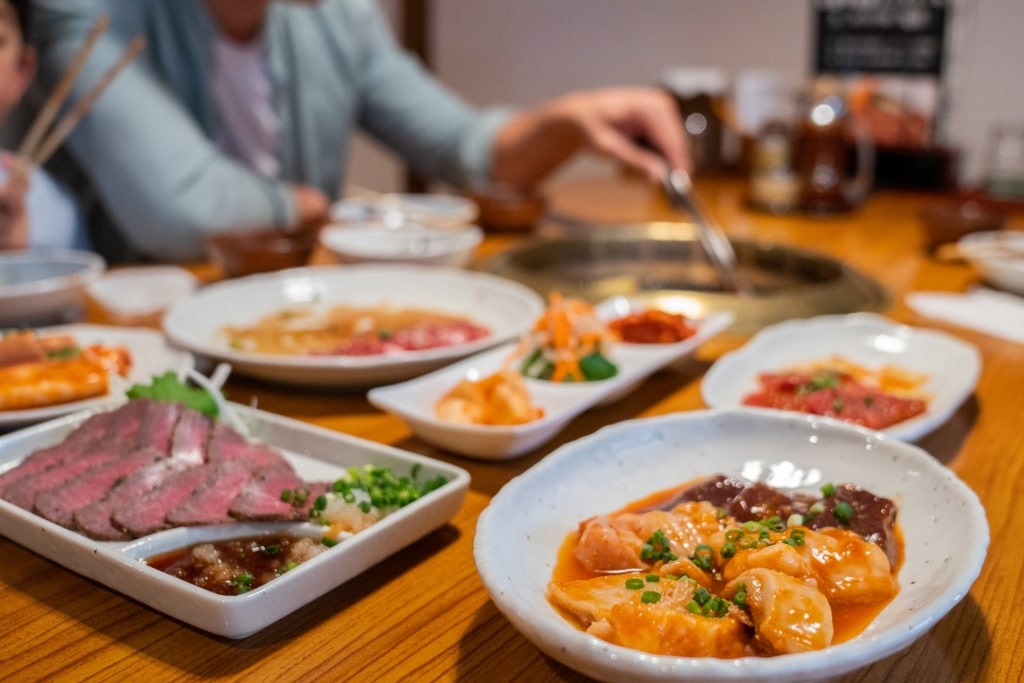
[{"left": 794, "top": 92, "right": 875, "bottom": 215}]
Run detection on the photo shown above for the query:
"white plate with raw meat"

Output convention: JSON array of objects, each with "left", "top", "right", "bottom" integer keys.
[
  {"left": 0, "top": 398, "right": 469, "bottom": 638},
  {"left": 0, "top": 324, "right": 194, "bottom": 430},
  {"left": 700, "top": 313, "right": 981, "bottom": 441},
  {"left": 162, "top": 264, "right": 544, "bottom": 387}
]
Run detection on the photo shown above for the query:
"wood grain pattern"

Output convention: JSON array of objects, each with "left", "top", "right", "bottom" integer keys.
[{"left": 2, "top": 176, "right": 1021, "bottom": 682}]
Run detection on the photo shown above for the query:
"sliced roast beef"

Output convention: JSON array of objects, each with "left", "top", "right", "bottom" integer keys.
[
  {"left": 169, "top": 406, "right": 213, "bottom": 466},
  {"left": 34, "top": 447, "right": 163, "bottom": 528},
  {"left": 3, "top": 444, "right": 128, "bottom": 511},
  {"left": 0, "top": 410, "right": 115, "bottom": 493},
  {"left": 97, "top": 397, "right": 153, "bottom": 446},
  {"left": 74, "top": 458, "right": 196, "bottom": 541},
  {"left": 111, "top": 465, "right": 210, "bottom": 537},
  {"left": 229, "top": 469, "right": 328, "bottom": 522},
  {"left": 132, "top": 400, "right": 183, "bottom": 455},
  {"left": 165, "top": 462, "right": 257, "bottom": 527},
  {"left": 207, "top": 422, "right": 292, "bottom": 470}
]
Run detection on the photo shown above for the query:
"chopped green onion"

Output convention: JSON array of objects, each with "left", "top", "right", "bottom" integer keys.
[
  {"left": 834, "top": 501, "right": 854, "bottom": 525},
  {"left": 640, "top": 529, "right": 678, "bottom": 563},
  {"left": 625, "top": 578, "right": 645, "bottom": 590},
  {"left": 645, "top": 574, "right": 660, "bottom": 583},
  {"left": 821, "top": 482, "right": 836, "bottom": 497},
  {"left": 786, "top": 513, "right": 804, "bottom": 528},
  {"left": 690, "top": 544, "right": 714, "bottom": 571},
  {"left": 640, "top": 591, "right": 661, "bottom": 604}
]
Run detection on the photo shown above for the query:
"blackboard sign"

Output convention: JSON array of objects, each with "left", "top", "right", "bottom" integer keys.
[{"left": 814, "top": 0, "right": 947, "bottom": 75}]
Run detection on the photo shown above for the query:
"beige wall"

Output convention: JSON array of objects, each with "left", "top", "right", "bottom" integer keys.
[{"left": 349, "top": 0, "right": 1024, "bottom": 193}]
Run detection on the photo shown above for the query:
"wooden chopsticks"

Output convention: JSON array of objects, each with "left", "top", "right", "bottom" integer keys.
[{"left": 16, "top": 14, "right": 146, "bottom": 170}]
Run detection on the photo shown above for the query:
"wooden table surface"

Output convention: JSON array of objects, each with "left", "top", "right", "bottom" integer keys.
[{"left": 2, "top": 176, "right": 1021, "bottom": 682}]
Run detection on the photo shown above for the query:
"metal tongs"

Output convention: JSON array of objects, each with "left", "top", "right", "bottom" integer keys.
[{"left": 663, "top": 168, "right": 745, "bottom": 294}]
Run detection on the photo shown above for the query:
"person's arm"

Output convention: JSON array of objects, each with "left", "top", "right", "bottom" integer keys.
[
  {"left": 31, "top": 1, "right": 323, "bottom": 262},
  {"left": 491, "top": 87, "right": 691, "bottom": 189}
]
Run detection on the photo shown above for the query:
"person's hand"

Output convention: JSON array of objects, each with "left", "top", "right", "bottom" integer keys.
[
  {"left": 492, "top": 86, "right": 691, "bottom": 188},
  {"left": 0, "top": 154, "right": 30, "bottom": 250},
  {"left": 289, "top": 183, "right": 330, "bottom": 231}
]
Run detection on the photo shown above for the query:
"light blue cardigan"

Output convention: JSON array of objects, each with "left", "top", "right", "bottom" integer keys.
[{"left": 31, "top": 0, "right": 509, "bottom": 261}]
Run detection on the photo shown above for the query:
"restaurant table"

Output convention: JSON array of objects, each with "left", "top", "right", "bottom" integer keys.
[{"left": 2, "top": 175, "right": 1022, "bottom": 682}]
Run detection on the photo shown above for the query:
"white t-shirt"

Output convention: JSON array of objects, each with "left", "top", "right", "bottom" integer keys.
[
  {"left": 0, "top": 159, "right": 88, "bottom": 250},
  {"left": 211, "top": 33, "right": 281, "bottom": 179}
]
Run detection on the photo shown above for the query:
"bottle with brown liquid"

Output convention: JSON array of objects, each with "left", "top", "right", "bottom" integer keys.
[{"left": 794, "top": 81, "right": 874, "bottom": 215}]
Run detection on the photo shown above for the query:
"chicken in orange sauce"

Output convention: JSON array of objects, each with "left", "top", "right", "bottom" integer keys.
[{"left": 547, "top": 475, "right": 900, "bottom": 658}]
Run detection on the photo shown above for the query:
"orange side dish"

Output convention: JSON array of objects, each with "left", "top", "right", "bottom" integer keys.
[{"left": 0, "top": 332, "right": 132, "bottom": 411}]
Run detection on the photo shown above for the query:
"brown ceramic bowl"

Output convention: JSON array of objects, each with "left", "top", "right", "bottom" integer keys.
[
  {"left": 466, "top": 185, "right": 547, "bottom": 233},
  {"left": 207, "top": 226, "right": 319, "bottom": 278},
  {"left": 919, "top": 200, "right": 1008, "bottom": 251}
]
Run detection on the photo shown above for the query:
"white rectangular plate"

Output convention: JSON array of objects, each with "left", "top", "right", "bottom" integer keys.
[
  {"left": 368, "top": 310, "right": 734, "bottom": 460},
  {"left": 0, "top": 404, "right": 470, "bottom": 638}
]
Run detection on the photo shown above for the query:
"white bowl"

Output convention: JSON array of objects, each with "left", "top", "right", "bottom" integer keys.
[
  {"left": 474, "top": 409, "right": 988, "bottom": 682},
  {"left": 330, "top": 193, "right": 478, "bottom": 230},
  {"left": 956, "top": 230, "right": 1024, "bottom": 295},
  {"left": 0, "top": 249, "right": 105, "bottom": 326},
  {"left": 320, "top": 224, "right": 483, "bottom": 268}
]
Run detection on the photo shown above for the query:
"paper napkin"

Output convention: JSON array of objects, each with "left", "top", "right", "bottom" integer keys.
[{"left": 905, "top": 288, "right": 1024, "bottom": 344}]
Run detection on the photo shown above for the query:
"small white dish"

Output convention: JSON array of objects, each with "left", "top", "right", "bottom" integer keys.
[
  {"left": 0, "top": 324, "right": 194, "bottom": 430},
  {"left": 368, "top": 310, "right": 734, "bottom": 459},
  {"left": 474, "top": 409, "right": 988, "bottom": 682},
  {"left": 319, "top": 224, "right": 483, "bottom": 268},
  {"left": 162, "top": 264, "right": 544, "bottom": 387},
  {"left": 0, "top": 249, "right": 105, "bottom": 326},
  {"left": 700, "top": 313, "right": 981, "bottom": 441},
  {"left": 330, "top": 193, "right": 478, "bottom": 230},
  {"left": 956, "top": 230, "right": 1024, "bottom": 295},
  {"left": 86, "top": 266, "right": 198, "bottom": 326},
  {"left": 0, "top": 403, "right": 470, "bottom": 638}
]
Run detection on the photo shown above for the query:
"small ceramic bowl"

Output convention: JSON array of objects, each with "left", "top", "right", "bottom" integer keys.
[
  {"left": 319, "top": 224, "right": 483, "bottom": 268},
  {"left": 330, "top": 193, "right": 478, "bottom": 230},
  {"left": 956, "top": 230, "right": 1024, "bottom": 295},
  {"left": 919, "top": 200, "right": 1007, "bottom": 250},
  {"left": 466, "top": 185, "right": 547, "bottom": 232},
  {"left": 207, "top": 226, "right": 318, "bottom": 278},
  {"left": 0, "top": 249, "right": 105, "bottom": 326}
]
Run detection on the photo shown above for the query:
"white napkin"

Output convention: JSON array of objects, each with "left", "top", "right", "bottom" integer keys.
[{"left": 906, "top": 288, "right": 1024, "bottom": 343}]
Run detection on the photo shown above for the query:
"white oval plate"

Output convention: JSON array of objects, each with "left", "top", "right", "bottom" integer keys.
[
  {"left": 368, "top": 309, "right": 734, "bottom": 460},
  {"left": 474, "top": 409, "right": 988, "bottom": 682},
  {"left": 700, "top": 313, "right": 981, "bottom": 441},
  {"left": 0, "top": 324, "right": 194, "bottom": 430},
  {"left": 162, "top": 265, "right": 544, "bottom": 387}
]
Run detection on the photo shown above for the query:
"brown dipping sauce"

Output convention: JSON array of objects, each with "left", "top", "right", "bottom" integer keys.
[{"left": 147, "top": 533, "right": 327, "bottom": 596}]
